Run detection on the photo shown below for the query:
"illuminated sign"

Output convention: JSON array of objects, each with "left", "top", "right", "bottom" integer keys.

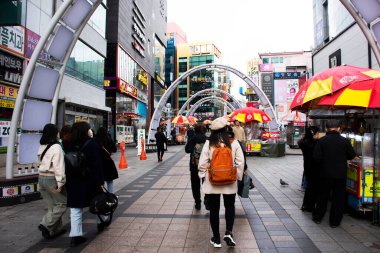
[
  {"left": 103, "top": 78, "right": 117, "bottom": 90},
  {"left": 0, "top": 50, "right": 23, "bottom": 85},
  {"left": 137, "top": 69, "right": 148, "bottom": 85},
  {"left": 246, "top": 88, "right": 256, "bottom": 95},
  {"left": 155, "top": 73, "right": 165, "bottom": 88},
  {"left": 118, "top": 79, "right": 138, "bottom": 98},
  {"left": 0, "top": 84, "right": 18, "bottom": 108},
  {"left": 262, "top": 131, "right": 280, "bottom": 140}
]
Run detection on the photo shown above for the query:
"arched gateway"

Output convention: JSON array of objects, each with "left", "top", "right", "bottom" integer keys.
[
  {"left": 186, "top": 96, "right": 236, "bottom": 117},
  {"left": 178, "top": 88, "right": 243, "bottom": 115},
  {"left": 148, "top": 63, "right": 279, "bottom": 143},
  {"left": 5, "top": 0, "right": 380, "bottom": 179}
]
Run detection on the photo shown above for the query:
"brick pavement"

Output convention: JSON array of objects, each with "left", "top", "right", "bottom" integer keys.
[{"left": 1, "top": 146, "right": 380, "bottom": 252}]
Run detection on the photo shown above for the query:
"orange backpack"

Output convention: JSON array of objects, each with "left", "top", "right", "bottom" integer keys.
[{"left": 209, "top": 142, "right": 237, "bottom": 186}]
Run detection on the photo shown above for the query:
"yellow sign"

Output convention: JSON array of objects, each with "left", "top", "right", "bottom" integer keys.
[
  {"left": 104, "top": 80, "right": 111, "bottom": 87},
  {"left": 138, "top": 70, "right": 148, "bottom": 85},
  {"left": 0, "top": 99, "right": 14, "bottom": 108},
  {"left": 0, "top": 84, "right": 18, "bottom": 99},
  {"left": 246, "top": 88, "right": 256, "bottom": 95}
]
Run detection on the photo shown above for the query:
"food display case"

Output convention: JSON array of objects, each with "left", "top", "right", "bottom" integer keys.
[
  {"left": 345, "top": 133, "right": 379, "bottom": 212},
  {"left": 245, "top": 122, "right": 261, "bottom": 155},
  {"left": 286, "top": 122, "right": 305, "bottom": 148}
]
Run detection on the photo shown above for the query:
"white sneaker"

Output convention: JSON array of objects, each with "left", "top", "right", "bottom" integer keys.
[
  {"left": 210, "top": 237, "right": 221, "bottom": 248},
  {"left": 223, "top": 232, "right": 236, "bottom": 247}
]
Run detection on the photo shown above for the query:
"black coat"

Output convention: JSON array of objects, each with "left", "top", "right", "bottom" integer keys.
[
  {"left": 187, "top": 129, "right": 195, "bottom": 140},
  {"left": 298, "top": 138, "right": 318, "bottom": 178},
  {"left": 185, "top": 133, "right": 207, "bottom": 170},
  {"left": 313, "top": 131, "right": 356, "bottom": 179},
  {"left": 66, "top": 138, "right": 104, "bottom": 208},
  {"left": 155, "top": 132, "right": 167, "bottom": 147},
  {"left": 95, "top": 136, "right": 118, "bottom": 182}
]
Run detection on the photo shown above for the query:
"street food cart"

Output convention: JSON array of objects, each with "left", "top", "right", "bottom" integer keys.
[
  {"left": 245, "top": 122, "right": 262, "bottom": 155},
  {"left": 286, "top": 122, "right": 305, "bottom": 148}
]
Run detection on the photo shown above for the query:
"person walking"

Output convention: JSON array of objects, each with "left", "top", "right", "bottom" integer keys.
[
  {"left": 187, "top": 125, "right": 195, "bottom": 141},
  {"left": 298, "top": 126, "right": 320, "bottom": 212},
  {"left": 198, "top": 117, "right": 245, "bottom": 248},
  {"left": 155, "top": 127, "right": 168, "bottom": 162},
  {"left": 59, "top": 125, "right": 72, "bottom": 152},
  {"left": 312, "top": 119, "right": 355, "bottom": 228},
  {"left": 95, "top": 127, "right": 118, "bottom": 193},
  {"left": 37, "top": 124, "right": 67, "bottom": 239},
  {"left": 232, "top": 120, "right": 246, "bottom": 143},
  {"left": 185, "top": 124, "right": 207, "bottom": 210},
  {"left": 66, "top": 122, "right": 105, "bottom": 247}
]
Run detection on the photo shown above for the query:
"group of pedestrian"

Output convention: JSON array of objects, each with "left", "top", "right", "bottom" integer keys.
[
  {"left": 299, "top": 119, "right": 356, "bottom": 228},
  {"left": 37, "top": 122, "right": 118, "bottom": 247},
  {"left": 185, "top": 117, "right": 246, "bottom": 248}
]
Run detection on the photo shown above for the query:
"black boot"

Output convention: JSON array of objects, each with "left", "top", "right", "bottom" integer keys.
[{"left": 70, "top": 236, "right": 87, "bottom": 247}]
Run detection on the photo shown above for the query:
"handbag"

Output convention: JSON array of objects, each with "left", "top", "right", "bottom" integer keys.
[
  {"left": 89, "top": 186, "right": 118, "bottom": 223},
  {"left": 238, "top": 172, "right": 251, "bottom": 198}
]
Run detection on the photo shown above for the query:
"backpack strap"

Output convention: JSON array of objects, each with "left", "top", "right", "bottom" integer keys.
[
  {"left": 78, "top": 139, "right": 91, "bottom": 152},
  {"left": 40, "top": 142, "right": 58, "bottom": 161}
]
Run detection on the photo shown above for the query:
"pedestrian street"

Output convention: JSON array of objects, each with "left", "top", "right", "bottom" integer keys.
[{"left": 6, "top": 148, "right": 380, "bottom": 253}]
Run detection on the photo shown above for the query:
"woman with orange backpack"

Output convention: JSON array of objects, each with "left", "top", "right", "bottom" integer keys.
[{"left": 198, "top": 117, "right": 245, "bottom": 248}]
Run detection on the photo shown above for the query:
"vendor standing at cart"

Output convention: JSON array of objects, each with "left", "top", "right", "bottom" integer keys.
[
  {"left": 233, "top": 120, "right": 246, "bottom": 143},
  {"left": 312, "top": 119, "right": 356, "bottom": 228}
]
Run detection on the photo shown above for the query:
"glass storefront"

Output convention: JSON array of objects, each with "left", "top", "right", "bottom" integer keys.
[
  {"left": 154, "top": 36, "right": 166, "bottom": 109},
  {"left": 64, "top": 104, "right": 105, "bottom": 133},
  {"left": 66, "top": 40, "right": 105, "bottom": 88}
]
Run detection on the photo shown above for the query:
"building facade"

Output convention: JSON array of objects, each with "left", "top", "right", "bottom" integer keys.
[
  {"left": 257, "top": 51, "right": 312, "bottom": 121},
  {"left": 312, "top": 0, "right": 379, "bottom": 74},
  {"left": 0, "top": 0, "right": 109, "bottom": 166},
  {"left": 104, "top": 0, "right": 167, "bottom": 143},
  {"left": 175, "top": 42, "right": 231, "bottom": 120}
]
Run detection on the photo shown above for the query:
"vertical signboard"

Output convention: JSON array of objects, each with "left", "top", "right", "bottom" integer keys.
[
  {"left": 137, "top": 128, "right": 145, "bottom": 156},
  {"left": 261, "top": 73, "right": 274, "bottom": 106}
]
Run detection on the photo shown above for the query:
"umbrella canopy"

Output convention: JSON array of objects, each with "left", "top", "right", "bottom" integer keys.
[
  {"left": 290, "top": 65, "right": 380, "bottom": 111},
  {"left": 187, "top": 116, "right": 198, "bottom": 125},
  {"left": 229, "top": 107, "right": 272, "bottom": 123},
  {"left": 317, "top": 78, "right": 380, "bottom": 108},
  {"left": 203, "top": 119, "right": 212, "bottom": 125},
  {"left": 280, "top": 110, "right": 306, "bottom": 123},
  {"left": 171, "top": 115, "right": 190, "bottom": 124}
]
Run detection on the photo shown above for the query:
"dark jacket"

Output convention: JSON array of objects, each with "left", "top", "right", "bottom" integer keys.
[
  {"left": 95, "top": 135, "right": 118, "bottom": 182},
  {"left": 155, "top": 132, "right": 167, "bottom": 147},
  {"left": 185, "top": 133, "right": 207, "bottom": 170},
  {"left": 66, "top": 138, "right": 104, "bottom": 208},
  {"left": 313, "top": 131, "right": 356, "bottom": 179},
  {"left": 187, "top": 129, "right": 195, "bottom": 140},
  {"left": 298, "top": 138, "right": 318, "bottom": 178}
]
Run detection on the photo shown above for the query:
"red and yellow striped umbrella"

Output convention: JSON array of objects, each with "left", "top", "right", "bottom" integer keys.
[
  {"left": 317, "top": 78, "right": 380, "bottom": 108},
  {"left": 229, "top": 107, "right": 272, "bottom": 123},
  {"left": 187, "top": 116, "right": 198, "bottom": 125},
  {"left": 290, "top": 65, "right": 380, "bottom": 111},
  {"left": 171, "top": 115, "right": 190, "bottom": 124}
]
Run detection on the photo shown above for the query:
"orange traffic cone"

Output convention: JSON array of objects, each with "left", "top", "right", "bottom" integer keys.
[
  {"left": 119, "top": 141, "right": 128, "bottom": 169},
  {"left": 140, "top": 139, "right": 147, "bottom": 160}
]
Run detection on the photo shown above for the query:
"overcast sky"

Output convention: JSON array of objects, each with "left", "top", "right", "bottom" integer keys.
[{"left": 167, "top": 0, "right": 314, "bottom": 74}]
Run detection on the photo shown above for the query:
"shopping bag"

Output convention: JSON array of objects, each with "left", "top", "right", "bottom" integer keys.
[{"left": 238, "top": 174, "right": 251, "bottom": 198}]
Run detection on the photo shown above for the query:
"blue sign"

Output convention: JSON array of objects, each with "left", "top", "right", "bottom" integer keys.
[{"left": 274, "top": 72, "right": 301, "bottom": 79}]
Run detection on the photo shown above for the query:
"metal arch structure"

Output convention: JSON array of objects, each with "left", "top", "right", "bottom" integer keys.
[
  {"left": 148, "top": 63, "right": 279, "bottom": 143},
  {"left": 178, "top": 88, "right": 242, "bottom": 115},
  {"left": 6, "top": 0, "right": 103, "bottom": 179},
  {"left": 186, "top": 96, "right": 236, "bottom": 116},
  {"left": 339, "top": 0, "right": 380, "bottom": 66}
]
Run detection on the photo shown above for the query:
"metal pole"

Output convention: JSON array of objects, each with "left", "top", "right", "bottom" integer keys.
[{"left": 5, "top": 0, "right": 74, "bottom": 179}]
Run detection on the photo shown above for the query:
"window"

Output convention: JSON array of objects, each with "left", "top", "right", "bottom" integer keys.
[
  {"left": 179, "top": 88, "right": 187, "bottom": 97},
  {"left": 66, "top": 40, "right": 105, "bottom": 88},
  {"left": 88, "top": 4, "right": 106, "bottom": 37},
  {"left": 262, "top": 58, "right": 269, "bottom": 64}
]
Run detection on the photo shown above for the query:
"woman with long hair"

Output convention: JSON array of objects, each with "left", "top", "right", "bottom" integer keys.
[
  {"left": 298, "top": 126, "right": 320, "bottom": 212},
  {"left": 66, "top": 122, "right": 105, "bottom": 247},
  {"left": 198, "top": 117, "right": 245, "bottom": 248},
  {"left": 37, "top": 123, "right": 67, "bottom": 239},
  {"left": 95, "top": 127, "right": 118, "bottom": 193}
]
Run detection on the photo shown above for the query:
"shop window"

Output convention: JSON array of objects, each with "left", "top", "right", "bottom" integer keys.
[{"left": 263, "top": 58, "right": 269, "bottom": 64}]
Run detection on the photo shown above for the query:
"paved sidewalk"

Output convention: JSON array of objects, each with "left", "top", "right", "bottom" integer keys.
[{"left": 1, "top": 145, "right": 380, "bottom": 252}]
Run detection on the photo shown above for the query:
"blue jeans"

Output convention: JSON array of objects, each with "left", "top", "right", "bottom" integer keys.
[
  {"left": 106, "top": 180, "right": 114, "bottom": 193},
  {"left": 69, "top": 208, "right": 83, "bottom": 237}
]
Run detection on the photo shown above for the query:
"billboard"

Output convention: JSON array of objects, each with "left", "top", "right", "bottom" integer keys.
[{"left": 261, "top": 73, "right": 274, "bottom": 105}]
